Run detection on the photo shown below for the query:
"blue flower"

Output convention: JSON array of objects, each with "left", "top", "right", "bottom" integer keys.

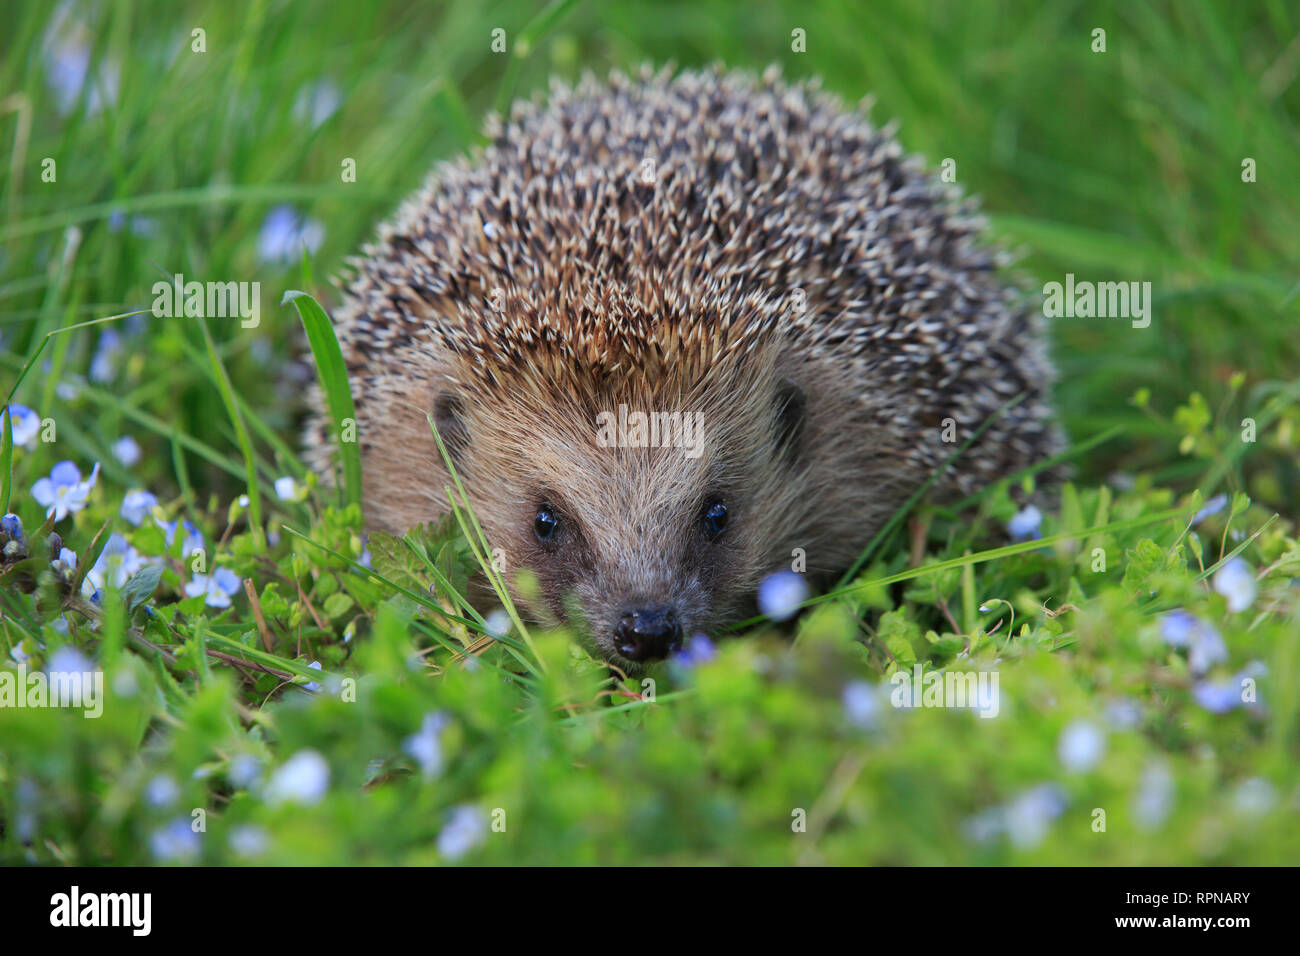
[
  {"left": 185, "top": 567, "right": 241, "bottom": 608},
  {"left": 672, "top": 633, "right": 717, "bottom": 669},
  {"left": 149, "top": 818, "right": 200, "bottom": 862},
  {"left": 1004, "top": 783, "right": 1068, "bottom": 849},
  {"left": 842, "top": 680, "right": 881, "bottom": 730},
  {"left": 1103, "top": 698, "right": 1142, "bottom": 729},
  {"left": 227, "top": 754, "right": 262, "bottom": 790},
  {"left": 292, "top": 80, "right": 342, "bottom": 129},
  {"left": 1187, "top": 624, "right": 1228, "bottom": 677},
  {"left": 757, "top": 570, "right": 809, "bottom": 621},
  {"left": 86, "top": 532, "right": 148, "bottom": 592},
  {"left": 31, "top": 460, "right": 99, "bottom": 521},
  {"left": 963, "top": 783, "right": 1067, "bottom": 849},
  {"left": 157, "top": 517, "right": 204, "bottom": 556},
  {"left": 46, "top": 647, "right": 96, "bottom": 703},
  {"left": 437, "top": 805, "right": 487, "bottom": 860},
  {"left": 263, "top": 749, "right": 330, "bottom": 806},
  {"left": 228, "top": 825, "right": 270, "bottom": 859},
  {"left": 2, "top": 512, "right": 25, "bottom": 545},
  {"left": 1212, "top": 558, "right": 1257, "bottom": 613},
  {"left": 1, "top": 404, "right": 40, "bottom": 449},
  {"left": 258, "top": 205, "right": 325, "bottom": 267},
  {"left": 89, "top": 329, "right": 122, "bottom": 383},
  {"left": 1159, "top": 610, "right": 1227, "bottom": 676},
  {"left": 107, "top": 209, "right": 159, "bottom": 238},
  {"left": 1192, "top": 493, "right": 1228, "bottom": 525},
  {"left": 402, "top": 711, "right": 450, "bottom": 780},
  {"left": 119, "top": 490, "right": 158, "bottom": 526},
  {"left": 1192, "top": 680, "right": 1241, "bottom": 713},
  {"left": 1007, "top": 504, "right": 1043, "bottom": 541},
  {"left": 303, "top": 660, "right": 323, "bottom": 693},
  {"left": 43, "top": 5, "right": 120, "bottom": 118},
  {"left": 1132, "top": 762, "right": 1174, "bottom": 830},
  {"left": 1058, "top": 720, "right": 1106, "bottom": 773},
  {"left": 111, "top": 435, "right": 141, "bottom": 467},
  {"left": 52, "top": 547, "right": 78, "bottom": 579},
  {"left": 144, "top": 774, "right": 180, "bottom": 809},
  {"left": 1192, "top": 661, "right": 1265, "bottom": 714},
  {"left": 1158, "top": 609, "right": 1197, "bottom": 647}
]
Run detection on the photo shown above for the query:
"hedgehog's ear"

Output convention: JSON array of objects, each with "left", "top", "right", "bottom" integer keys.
[
  {"left": 432, "top": 392, "right": 469, "bottom": 467},
  {"left": 772, "top": 377, "right": 807, "bottom": 465}
]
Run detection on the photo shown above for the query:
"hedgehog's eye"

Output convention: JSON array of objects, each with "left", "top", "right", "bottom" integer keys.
[
  {"left": 702, "top": 501, "right": 729, "bottom": 539},
  {"left": 534, "top": 506, "right": 560, "bottom": 543}
]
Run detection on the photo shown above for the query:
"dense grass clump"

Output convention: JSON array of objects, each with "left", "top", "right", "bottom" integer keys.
[{"left": 1, "top": 0, "right": 1298, "bottom": 864}]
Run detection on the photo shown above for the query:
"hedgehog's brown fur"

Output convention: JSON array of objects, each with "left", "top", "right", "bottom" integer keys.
[{"left": 307, "top": 64, "right": 1059, "bottom": 670}]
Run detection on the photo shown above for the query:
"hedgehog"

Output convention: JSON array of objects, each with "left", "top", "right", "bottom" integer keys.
[{"left": 306, "top": 64, "right": 1059, "bottom": 672}]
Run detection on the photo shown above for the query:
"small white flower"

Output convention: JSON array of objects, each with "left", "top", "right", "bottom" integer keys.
[
  {"left": 1232, "top": 777, "right": 1276, "bottom": 816},
  {"left": 274, "top": 476, "right": 299, "bottom": 501},
  {"left": 263, "top": 749, "right": 330, "bottom": 806},
  {"left": 52, "top": 547, "right": 78, "bottom": 577},
  {"left": 483, "top": 609, "right": 511, "bottom": 639}
]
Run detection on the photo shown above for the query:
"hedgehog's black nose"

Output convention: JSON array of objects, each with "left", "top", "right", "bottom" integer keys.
[{"left": 614, "top": 605, "right": 682, "bottom": 662}]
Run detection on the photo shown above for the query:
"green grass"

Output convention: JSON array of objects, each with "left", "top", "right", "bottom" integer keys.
[{"left": 0, "top": 0, "right": 1298, "bottom": 864}]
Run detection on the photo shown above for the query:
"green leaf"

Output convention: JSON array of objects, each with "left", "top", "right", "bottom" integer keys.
[{"left": 120, "top": 563, "right": 164, "bottom": 613}]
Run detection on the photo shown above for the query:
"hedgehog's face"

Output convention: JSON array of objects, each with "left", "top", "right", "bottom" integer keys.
[{"left": 436, "top": 367, "right": 809, "bottom": 673}]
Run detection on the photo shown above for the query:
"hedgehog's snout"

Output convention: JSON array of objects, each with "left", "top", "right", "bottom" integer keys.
[{"left": 613, "top": 604, "right": 682, "bottom": 662}]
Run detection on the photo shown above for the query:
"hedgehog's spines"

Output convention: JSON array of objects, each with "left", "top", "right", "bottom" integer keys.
[{"left": 307, "top": 66, "right": 1059, "bottom": 499}]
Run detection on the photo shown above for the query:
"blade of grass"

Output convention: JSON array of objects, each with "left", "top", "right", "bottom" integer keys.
[
  {"left": 2, "top": 309, "right": 151, "bottom": 512},
  {"left": 427, "top": 412, "right": 546, "bottom": 675},
  {"left": 283, "top": 290, "right": 361, "bottom": 508},
  {"left": 196, "top": 314, "right": 265, "bottom": 549}
]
